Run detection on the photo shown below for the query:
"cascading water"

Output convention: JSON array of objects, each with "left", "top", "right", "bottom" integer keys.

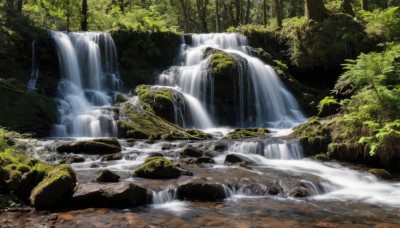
[
  {"left": 50, "top": 31, "right": 122, "bottom": 137},
  {"left": 27, "top": 40, "right": 39, "bottom": 92},
  {"left": 157, "top": 33, "right": 306, "bottom": 129}
]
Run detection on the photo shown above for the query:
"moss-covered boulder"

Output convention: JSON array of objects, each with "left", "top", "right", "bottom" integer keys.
[
  {"left": 314, "top": 153, "right": 330, "bottom": 162},
  {"left": 95, "top": 169, "right": 120, "bottom": 183},
  {"left": 292, "top": 117, "right": 331, "bottom": 156},
  {"left": 250, "top": 47, "right": 273, "bottom": 64},
  {"left": 227, "top": 128, "right": 270, "bottom": 139},
  {"left": 56, "top": 138, "right": 121, "bottom": 155},
  {"left": 181, "top": 146, "right": 203, "bottom": 158},
  {"left": 29, "top": 164, "right": 76, "bottom": 209},
  {"left": 368, "top": 169, "right": 392, "bottom": 180},
  {"left": 72, "top": 182, "right": 148, "bottom": 208},
  {"left": 177, "top": 180, "right": 226, "bottom": 201},
  {"left": 117, "top": 96, "right": 212, "bottom": 140},
  {"left": 134, "top": 157, "right": 184, "bottom": 179}
]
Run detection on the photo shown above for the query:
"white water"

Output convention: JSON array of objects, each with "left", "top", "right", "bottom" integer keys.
[
  {"left": 50, "top": 31, "right": 122, "bottom": 137},
  {"left": 221, "top": 139, "right": 400, "bottom": 207},
  {"left": 157, "top": 33, "right": 306, "bottom": 129},
  {"left": 27, "top": 40, "right": 39, "bottom": 92}
]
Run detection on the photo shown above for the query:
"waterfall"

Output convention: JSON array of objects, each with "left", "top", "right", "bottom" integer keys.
[
  {"left": 27, "top": 40, "right": 39, "bottom": 92},
  {"left": 157, "top": 33, "right": 306, "bottom": 129},
  {"left": 50, "top": 31, "right": 122, "bottom": 137}
]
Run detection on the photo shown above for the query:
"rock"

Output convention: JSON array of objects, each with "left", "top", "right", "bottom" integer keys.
[
  {"left": 197, "top": 157, "right": 215, "bottom": 164},
  {"left": 177, "top": 180, "right": 226, "bottom": 201},
  {"left": 57, "top": 138, "right": 121, "bottom": 155},
  {"left": 227, "top": 128, "right": 270, "bottom": 139},
  {"left": 368, "top": 169, "right": 392, "bottom": 180},
  {"left": 183, "top": 34, "right": 192, "bottom": 45},
  {"left": 161, "top": 143, "right": 172, "bottom": 150},
  {"left": 30, "top": 165, "right": 76, "bottom": 209},
  {"left": 72, "top": 182, "right": 148, "bottom": 208},
  {"left": 148, "top": 152, "right": 164, "bottom": 157},
  {"left": 134, "top": 157, "right": 184, "bottom": 179},
  {"left": 250, "top": 47, "right": 273, "bottom": 64},
  {"left": 315, "top": 154, "right": 330, "bottom": 162},
  {"left": 290, "top": 187, "right": 310, "bottom": 198},
  {"left": 181, "top": 147, "right": 203, "bottom": 158},
  {"left": 224, "top": 154, "right": 255, "bottom": 167},
  {"left": 210, "top": 141, "right": 227, "bottom": 151},
  {"left": 95, "top": 169, "right": 120, "bottom": 183},
  {"left": 101, "top": 153, "right": 123, "bottom": 161}
]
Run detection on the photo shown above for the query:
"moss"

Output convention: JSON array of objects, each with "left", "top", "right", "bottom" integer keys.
[
  {"left": 368, "top": 169, "right": 392, "bottom": 180},
  {"left": 292, "top": 117, "right": 332, "bottom": 156},
  {"left": 250, "top": 48, "right": 273, "bottom": 64},
  {"left": 17, "top": 164, "right": 31, "bottom": 173},
  {"left": 314, "top": 153, "right": 330, "bottom": 161},
  {"left": 318, "top": 96, "right": 341, "bottom": 117},
  {"left": 134, "top": 157, "right": 181, "bottom": 179},
  {"left": 181, "top": 147, "right": 203, "bottom": 158},
  {"left": 57, "top": 138, "right": 121, "bottom": 154},
  {"left": 210, "top": 51, "right": 237, "bottom": 76},
  {"left": 227, "top": 128, "right": 270, "bottom": 139}
]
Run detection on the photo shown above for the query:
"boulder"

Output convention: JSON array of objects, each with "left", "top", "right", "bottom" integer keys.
[
  {"left": 177, "top": 180, "right": 226, "bottom": 201},
  {"left": 148, "top": 152, "right": 164, "bottom": 158},
  {"left": 224, "top": 154, "right": 255, "bottom": 167},
  {"left": 290, "top": 187, "right": 310, "bottom": 198},
  {"left": 210, "top": 141, "right": 227, "bottom": 152},
  {"left": 368, "top": 169, "right": 392, "bottom": 180},
  {"left": 134, "top": 157, "right": 187, "bottom": 179},
  {"left": 315, "top": 153, "right": 330, "bottom": 162},
  {"left": 57, "top": 138, "right": 121, "bottom": 155},
  {"left": 250, "top": 47, "right": 273, "bottom": 64},
  {"left": 227, "top": 128, "right": 270, "bottom": 139},
  {"left": 181, "top": 147, "right": 203, "bottom": 158},
  {"left": 72, "top": 182, "right": 148, "bottom": 208},
  {"left": 101, "top": 153, "right": 123, "bottom": 161},
  {"left": 95, "top": 169, "right": 120, "bottom": 183},
  {"left": 30, "top": 165, "right": 76, "bottom": 209},
  {"left": 197, "top": 157, "right": 215, "bottom": 164}
]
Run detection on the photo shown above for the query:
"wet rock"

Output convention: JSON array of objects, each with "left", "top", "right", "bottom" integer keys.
[
  {"left": 210, "top": 141, "right": 227, "bottom": 152},
  {"left": 315, "top": 154, "right": 330, "bottom": 162},
  {"left": 72, "top": 182, "right": 148, "bottom": 208},
  {"left": 30, "top": 165, "right": 76, "bottom": 209},
  {"left": 161, "top": 143, "right": 172, "bottom": 150},
  {"left": 183, "top": 34, "right": 192, "bottom": 45},
  {"left": 101, "top": 153, "right": 122, "bottom": 161},
  {"left": 250, "top": 47, "right": 273, "bottom": 65},
  {"left": 90, "top": 163, "right": 100, "bottom": 168},
  {"left": 267, "top": 182, "right": 281, "bottom": 195},
  {"left": 224, "top": 154, "right": 255, "bottom": 167},
  {"left": 134, "top": 157, "right": 190, "bottom": 179},
  {"left": 177, "top": 180, "right": 226, "bottom": 201},
  {"left": 95, "top": 169, "right": 120, "bottom": 183},
  {"left": 204, "top": 151, "right": 216, "bottom": 158},
  {"left": 197, "top": 157, "right": 215, "bottom": 164},
  {"left": 181, "top": 147, "right": 203, "bottom": 158},
  {"left": 57, "top": 138, "right": 121, "bottom": 155},
  {"left": 227, "top": 128, "right": 270, "bottom": 139},
  {"left": 290, "top": 187, "right": 310, "bottom": 198},
  {"left": 368, "top": 169, "right": 392, "bottom": 180},
  {"left": 148, "top": 152, "right": 164, "bottom": 158}
]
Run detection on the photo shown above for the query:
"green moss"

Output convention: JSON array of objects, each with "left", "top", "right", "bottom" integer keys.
[
  {"left": 134, "top": 157, "right": 181, "bottom": 179},
  {"left": 17, "top": 164, "right": 30, "bottom": 173},
  {"left": 368, "top": 169, "right": 392, "bottom": 180},
  {"left": 210, "top": 51, "right": 237, "bottom": 75},
  {"left": 292, "top": 117, "right": 332, "bottom": 156},
  {"left": 227, "top": 128, "right": 270, "bottom": 139},
  {"left": 318, "top": 96, "right": 341, "bottom": 117}
]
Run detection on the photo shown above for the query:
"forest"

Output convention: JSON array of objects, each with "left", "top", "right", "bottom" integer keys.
[{"left": 1, "top": 0, "right": 400, "bottom": 226}]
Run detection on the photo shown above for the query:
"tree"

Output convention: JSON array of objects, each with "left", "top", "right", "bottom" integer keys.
[
  {"left": 196, "top": 0, "right": 209, "bottom": 32},
  {"left": 262, "top": 0, "right": 267, "bottom": 27},
  {"left": 305, "top": 0, "right": 328, "bottom": 21},
  {"left": 81, "top": 0, "right": 88, "bottom": 31},
  {"left": 274, "top": 0, "right": 283, "bottom": 27},
  {"left": 215, "top": 0, "right": 220, "bottom": 32},
  {"left": 361, "top": 0, "right": 368, "bottom": 10},
  {"left": 179, "top": 0, "right": 191, "bottom": 33},
  {"left": 341, "top": 0, "right": 354, "bottom": 16}
]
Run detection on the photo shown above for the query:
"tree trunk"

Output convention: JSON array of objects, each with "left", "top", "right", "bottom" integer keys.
[
  {"left": 262, "top": 0, "right": 267, "bottom": 27},
  {"left": 81, "top": 0, "right": 88, "bottom": 31},
  {"left": 196, "top": 0, "right": 209, "bottom": 33},
  {"left": 216, "top": 0, "right": 220, "bottom": 32},
  {"left": 341, "top": 0, "right": 354, "bottom": 15},
  {"left": 305, "top": 0, "right": 327, "bottom": 21},
  {"left": 361, "top": 0, "right": 368, "bottom": 11},
  {"left": 234, "top": 0, "right": 241, "bottom": 26},
  {"left": 179, "top": 0, "right": 191, "bottom": 33},
  {"left": 245, "top": 0, "right": 251, "bottom": 24},
  {"left": 275, "top": 0, "right": 283, "bottom": 27}
]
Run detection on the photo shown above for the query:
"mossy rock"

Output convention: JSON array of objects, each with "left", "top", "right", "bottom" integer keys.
[
  {"left": 227, "top": 128, "right": 270, "bottom": 139},
  {"left": 177, "top": 181, "right": 226, "bottom": 201},
  {"left": 290, "top": 187, "right": 310, "bottom": 198},
  {"left": 224, "top": 154, "right": 255, "bottom": 169},
  {"left": 56, "top": 138, "right": 121, "bottom": 155},
  {"left": 292, "top": 117, "right": 331, "bottom": 156},
  {"left": 134, "top": 157, "right": 182, "bottom": 179},
  {"left": 117, "top": 97, "right": 212, "bottom": 140},
  {"left": 368, "top": 169, "right": 392, "bottom": 180},
  {"left": 115, "top": 93, "right": 129, "bottom": 104},
  {"left": 250, "top": 47, "right": 273, "bottom": 64},
  {"left": 314, "top": 153, "right": 330, "bottom": 162},
  {"left": 95, "top": 169, "right": 120, "bottom": 183},
  {"left": 196, "top": 157, "right": 215, "bottom": 164},
  {"left": 29, "top": 164, "right": 76, "bottom": 209},
  {"left": 181, "top": 147, "right": 204, "bottom": 158}
]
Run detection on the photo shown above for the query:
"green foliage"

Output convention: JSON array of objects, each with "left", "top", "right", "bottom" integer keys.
[{"left": 358, "top": 7, "right": 400, "bottom": 41}]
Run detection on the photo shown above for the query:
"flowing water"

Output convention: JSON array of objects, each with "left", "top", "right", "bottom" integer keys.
[
  {"left": 50, "top": 31, "right": 122, "bottom": 137},
  {"left": 19, "top": 32, "right": 400, "bottom": 226},
  {"left": 157, "top": 33, "right": 306, "bottom": 129},
  {"left": 27, "top": 40, "right": 39, "bottom": 92}
]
